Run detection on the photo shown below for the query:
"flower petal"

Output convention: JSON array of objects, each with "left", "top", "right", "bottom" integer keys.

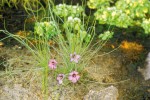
[
  {"left": 58, "top": 80, "right": 63, "bottom": 84},
  {"left": 69, "top": 76, "right": 73, "bottom": 80},
  {"left": 73, "top": 71, "right": 78, "bottom": 75},
  {"left": 76, "top": 75, "right": 80, "bottom": 80},
  {"left": 71, "top": 78, "right": 77, "bottom": 83}
]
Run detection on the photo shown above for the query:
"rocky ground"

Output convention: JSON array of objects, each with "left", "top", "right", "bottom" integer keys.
[{"left": 0, "top": 41, "right": 150, "bottom": 100}]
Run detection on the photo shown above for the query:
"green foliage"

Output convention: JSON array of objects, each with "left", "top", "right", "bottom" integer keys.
[
  {"left": 98, "top": 31, "right": 114, "bottom": 41},
  {"left": 0, "top": 0, "right": 46, "bottom": 13},
  {"left": 53, "top": 4, "right": 84, "bottom": 18},
  {"left": 34, "top": 21, "right": 59, "bottom": 39},
  {"left": 87, "top": 0, "right": 112, "bottom": 9},
  {"left": 116, "top": 0, "right": 149, "bottom": 18},
  {"left": 63, "top": 16, "right": 91, "bottom": 44},
  {"left": 53, "top": 3, "right": 92, "bottom": 47},
  {"left": 141, "top": 18, "right": 150, "bottom": 34},
  {"left": 88, "top": 0, "right": 150, "bottom": 34},
  {"left": 94, "top": 7, "right": 133, "bottom": 28},
  {"left": 0, "top": 0, "right": 18, "bottom": 8}
]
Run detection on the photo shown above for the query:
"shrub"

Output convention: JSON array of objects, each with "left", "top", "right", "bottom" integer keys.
[{"left": 88, "top": 0, "right": 150, "bottom": 34}]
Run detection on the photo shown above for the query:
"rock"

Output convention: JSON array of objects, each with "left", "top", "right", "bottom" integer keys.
[
  {"left": 84, "top": 86, "right": 119, "bottom": 100},
  {"left": 0, "top": 84, "right": 39, "bottom": 100},
  {"left": 138, "top": 52, "right": 150, "bottom": 80}
]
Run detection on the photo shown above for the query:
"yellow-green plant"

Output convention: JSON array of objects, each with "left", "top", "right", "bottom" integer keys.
[
  {"left": 88, "top": 0, "right": 150, "bottom": 34},
  {"left": 53, "top": 4, "right": 84, "bottom": 18},
  {"left": 34, "top": 21, "right": 59, "bottom": 38}
]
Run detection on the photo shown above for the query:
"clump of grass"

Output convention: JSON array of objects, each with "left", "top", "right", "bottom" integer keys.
[{"left": 49, "top": 2, "right": 115, "bottom": 87}]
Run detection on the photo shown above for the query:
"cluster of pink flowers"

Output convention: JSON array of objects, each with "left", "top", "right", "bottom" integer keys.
[{"left": 48, "top": 52, "right": 81, "bottom": 84}]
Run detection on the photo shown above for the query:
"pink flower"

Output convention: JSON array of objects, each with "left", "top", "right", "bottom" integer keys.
[
  {"left": 57, "top": 74, "right": 65, "bottom": 84},
  {"left": 70, "top": 52, "right": 80, "bottom": 63},
  {"left": 68, "top": 71, "right": 80, "bottom": 83},
  {"left": 48, "top": 59, "right": 57, "bottom": 69}
]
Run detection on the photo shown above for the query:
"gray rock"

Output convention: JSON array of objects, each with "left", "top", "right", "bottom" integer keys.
[
  {"left": 84, "top": 86, "right": 118, "bottom": 100},
  {"left": 138, "top": 52, "right": 150, "bottom": 80},
  {"left": 0, "top": 84, "right": 39, "bottom": 100}
]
